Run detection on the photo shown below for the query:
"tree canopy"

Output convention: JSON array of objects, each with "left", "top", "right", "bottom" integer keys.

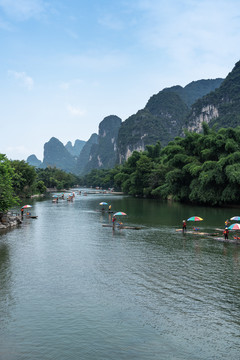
[
  {"left": 0, "top": 154, "right": 19, "bottom": 212},
  {"left": 81, "top": 125, "right": 240, "bottom": 206},
  {"left": 0, "top": 155, "right": 80, "bottom": 212}
]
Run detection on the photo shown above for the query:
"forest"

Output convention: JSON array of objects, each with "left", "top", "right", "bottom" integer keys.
[
  {"left": 82, "top": 124, "right": 240, "bottom": 206},
  {"left": 0, "top": 156, "right": 79, "bottom": 212}
]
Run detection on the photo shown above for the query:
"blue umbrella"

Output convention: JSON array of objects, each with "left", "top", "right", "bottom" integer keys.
[{"left": 230, "top": 216, "right": 240, "bottom": 221}]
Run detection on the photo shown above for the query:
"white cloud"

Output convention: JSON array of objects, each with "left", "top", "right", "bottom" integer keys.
[
  {"left": 128, "top": 0, "right": 240, "bottom": 79},
  {"left": 0, "top": 0, "right": 45, "bottom": 20},
  {"left": 8, "top": 70, "right": 34, "bottom": 90},
  {"left": 67, "top": 104, "right": 86, "bottom": 117}
]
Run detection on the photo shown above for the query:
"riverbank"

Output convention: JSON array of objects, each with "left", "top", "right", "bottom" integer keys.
[{"left": 0, "top": 212, "right": 22, "bottom": 230}]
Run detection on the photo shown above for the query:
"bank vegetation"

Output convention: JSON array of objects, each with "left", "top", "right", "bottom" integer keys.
[{"left": 81, "top": 124, "right": 240, "bottom": 207}]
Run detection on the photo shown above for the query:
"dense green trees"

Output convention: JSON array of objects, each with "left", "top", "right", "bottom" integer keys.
[
  {"left": 0, "top": 154, "right": 19, "bottom": 212},
  {"left": 36, "top": 167, "right": 79, "bottom": 190},
  {"left": 11, "top": 160, "right": 37, "bottom": 197},
  {"left": 81, "top": 125, "right": 240, "bottom": 206},
  {"left": 0, "top": 155, "right": 80, "bottom": 212}
]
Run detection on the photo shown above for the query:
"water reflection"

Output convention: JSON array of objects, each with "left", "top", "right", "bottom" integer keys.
[{"left": 0, "top": 242, "right": 13, "bottom": 329}]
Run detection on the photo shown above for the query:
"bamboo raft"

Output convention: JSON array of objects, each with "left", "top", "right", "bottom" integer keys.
[
  {"left": 207, "top": 236, "right": 240, "bottom": 245},
  {"left": 176, "top": 229, "right": 240, "bottom": 244},
  {"left": 176, "top": 229, "right": 209, "bottom": 235},
  {"left": 102, "top": 224, "right": 142, "bottom": 230}
]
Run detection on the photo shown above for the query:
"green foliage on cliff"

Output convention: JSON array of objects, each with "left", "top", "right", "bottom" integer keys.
[
  {"left": 164, "top": 79, "right": 223, "bottom": 107},
  {"left": 117, "top": 78, "right": 223, "bottom": 162},
  {"left": 187, "top": 60, "right": 240, "bottom": 130},
  {"left": 0, "top": 154, "right": 19, "bottom": 212},
  {"left": 81, "top": 126, "right": 240, "bottom": 206}
]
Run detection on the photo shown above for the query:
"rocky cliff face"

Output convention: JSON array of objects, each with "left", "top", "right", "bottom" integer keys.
[
  {"left": 117, "top": 92, "right": 189, "bottom": 163},
  {"left": 186, "top": 61, "right": 240, "bottom": 133},
  {"left": 65, "top": 139, "right": 86, "bottom": 157},
  {"left": 83, "top": 115, "right": 122, "bottom": 173},
  {"left": 43, "top": 137, "right": 76, "bottom": 173},
  {"left": 117, "top": 78, "right": 223, "bottom": 163},
  {"left": 75, "top": 133, "right": 99, "bottom": 175},
  {"left": 164, "top": 78, "right": 223, "bottom": 107},
  {"left": 26, "top": 154, "right": 43, "bottom": 167},
  {"left": 25, "top": 70, "right": 232, "bottom": 174}
]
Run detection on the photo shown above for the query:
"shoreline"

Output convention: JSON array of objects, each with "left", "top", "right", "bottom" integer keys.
[{"left": 0, "top": 212, "right": 22, "bottom": 230}]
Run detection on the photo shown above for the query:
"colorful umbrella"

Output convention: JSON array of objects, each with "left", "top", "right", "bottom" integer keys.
[
  {"left": 230, "top": 216, "right": 240, "bottom": 221},
  {"left": 228, "top": 223, "right": 240, "bottom": 230},
  {"left": 21, "top": 205, "right": 32, "bottom": 209},
  {"left": 99, "top": 202, "right": 108, "bottom": 205},
  {"left": 187, "top": 216, "right": 203, "bottom": 221},
  {"left": 113, "top": 212, "right": 127, "bottom": 216}
]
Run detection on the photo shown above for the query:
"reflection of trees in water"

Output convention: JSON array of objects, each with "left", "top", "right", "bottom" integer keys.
[{"left": 0, "top": 243, "right": 13, "bottom": 327}]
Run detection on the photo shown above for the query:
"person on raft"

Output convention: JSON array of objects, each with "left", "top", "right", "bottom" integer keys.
[
  {"left": 182, "top": 220, "right": 187, "bottom": 232},
  {"left": 112, "top": 215, "right": 116, "bottom": 229},
  {"left": 225, "top": 219, "right": 230, "bottom": 228},
  {"left": 223, "top": 228, "right": 229, "bottom": 240}
]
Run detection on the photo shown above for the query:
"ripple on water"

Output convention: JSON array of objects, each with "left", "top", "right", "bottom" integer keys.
[{"left": 0, "top": 195, "right": 239, "bottom": 360}]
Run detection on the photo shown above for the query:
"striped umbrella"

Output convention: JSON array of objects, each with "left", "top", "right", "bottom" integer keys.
[
  {"left": 187, "top": 216, "right": 203, "bottom": 221},
  {"left": 228, "top": 223, "right": 240, "bottom": 230}
]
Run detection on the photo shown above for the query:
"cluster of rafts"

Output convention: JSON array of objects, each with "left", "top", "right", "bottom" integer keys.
[{"left": 177, "top": 215, "right": 240, "bottom": 245}]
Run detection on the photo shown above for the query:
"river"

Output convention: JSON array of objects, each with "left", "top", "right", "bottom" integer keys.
[{"left": 0, "top": 192, "right": 239, "bottom": 360}]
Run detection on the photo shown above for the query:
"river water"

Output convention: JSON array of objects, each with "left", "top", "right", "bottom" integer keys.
[{"left": 0, "top": 192, "right": 239, "bottom": 360}]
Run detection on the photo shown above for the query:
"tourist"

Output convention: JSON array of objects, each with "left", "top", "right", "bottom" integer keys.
[
  {"left": 223, "top": 228, "right": 229, "bottom": 240},
  {"left": 225, "top": 219, "right": 230, "bottom": 228},
  {"left": 182, "top": 220, "right": 186, "bottom": 232},
  {"left": 112, "top": 215, "right": 116, "bottom": 229}
]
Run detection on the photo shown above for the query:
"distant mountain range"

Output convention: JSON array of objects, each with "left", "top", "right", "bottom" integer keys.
[{"left": 27, "top": 60, "right": 240, "bottom": 175}]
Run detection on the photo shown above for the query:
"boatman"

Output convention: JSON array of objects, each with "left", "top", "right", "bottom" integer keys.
[
  {"left": 223, "top": 227, "right": 229, "bottom": 240},
  {"left": 182, "top": 220, "right": 187, "bottom": 232},
  {"left": 112, "top": 215, "right": 116, "bottom": 229}
]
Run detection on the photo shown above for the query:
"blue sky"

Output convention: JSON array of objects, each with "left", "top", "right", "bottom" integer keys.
[{"left": 0, "top": 0, "right": 240, "bottom": 161}]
